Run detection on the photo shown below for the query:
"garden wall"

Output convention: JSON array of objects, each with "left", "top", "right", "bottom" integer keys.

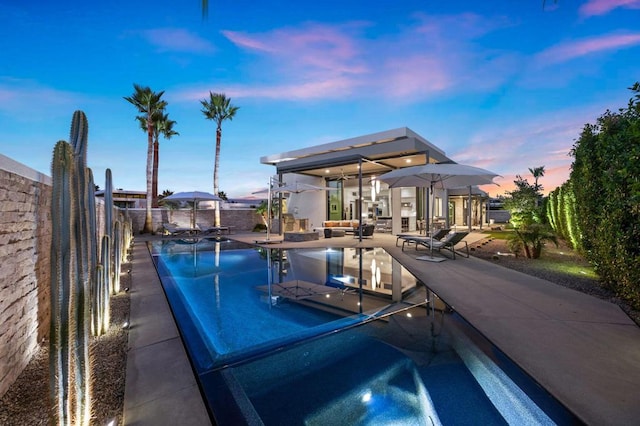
[
  {"left": 0, "top": 155, "right": 115, "bottom": 398},
  {"left": 0, "top": 155, "right": 52, "bottom": 398},
  {"left": 127, "top": 207, "right": 263, "bottom": 234}
]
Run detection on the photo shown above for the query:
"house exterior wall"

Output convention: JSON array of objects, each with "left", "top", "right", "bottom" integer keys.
[{"left": 0, "top": 156, "right": 52, "bottom": 398}]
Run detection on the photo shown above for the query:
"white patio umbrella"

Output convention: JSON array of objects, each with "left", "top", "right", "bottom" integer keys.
[
  {"left": 379, "top": 163, "right": 499, "bottom": 261},
  {"left": 162, "top": 191, "right": 222, "bottom": 229}
]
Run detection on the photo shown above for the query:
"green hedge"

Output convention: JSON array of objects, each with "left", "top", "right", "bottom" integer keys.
[{"left": 567, "top": 83, "right": 640, "bottom": 307}]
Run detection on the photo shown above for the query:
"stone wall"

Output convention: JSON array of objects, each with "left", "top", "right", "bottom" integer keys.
[{"left": 0, "top": 155, "right": 52, "bottom": 398}]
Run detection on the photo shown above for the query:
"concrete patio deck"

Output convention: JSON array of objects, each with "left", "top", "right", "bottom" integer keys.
[{"left": 123, "top": 231, "right": 640, "bottom": 425}]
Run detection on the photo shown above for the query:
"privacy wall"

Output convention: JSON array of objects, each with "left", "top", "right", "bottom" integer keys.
[{"left": 0, "top": 155, "right": 52, "bottom": 398}]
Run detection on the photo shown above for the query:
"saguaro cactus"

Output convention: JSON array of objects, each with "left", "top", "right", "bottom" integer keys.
[
  {"left": 50, "top": 140, "right": 75, "bottom": 426},
  {"left": 49, "top": 111, "right": 96, "bottom": 425},
  {"left": 104, "top": 168, "right": 114, "bottom": 295},
  {"left": 113, "top": 220, "right": 122, "bottom": 294},
  {"left": 69, "top": 110, "right": 91, "bottom": 423},
  {"left": 99, "top": 236, "right": 111, "bottom": 332}
]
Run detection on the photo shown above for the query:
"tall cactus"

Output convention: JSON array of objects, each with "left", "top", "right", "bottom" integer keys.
[
  {"left": 104, "top": 168, "right": 114, "bottom": 295},
  {"left": 49, "top": 111, "right": 96, "bottom": 425},
  {"left": 99, "top": 236, "right": 111, "bottom": 332},
  {"left": 69, "top": 110, "right": 91, "bottom": 423},
  {"left": 113, "top": 220, "right": 122, "bottom": 294},
  {"left": 50, "top": 140, "right": 75, "bottom": 426},
  {"left": 87, "top": 169, "right": 101, "bottom": 336}
]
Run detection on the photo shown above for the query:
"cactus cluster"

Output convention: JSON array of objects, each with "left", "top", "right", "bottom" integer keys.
[{"left": 49, "top": 111, "right": 134, "bottom": 425}]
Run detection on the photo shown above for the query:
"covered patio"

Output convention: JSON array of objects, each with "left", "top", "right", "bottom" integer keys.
[{"left": 260, "top": 127, "right": 492, "bottom": 236}]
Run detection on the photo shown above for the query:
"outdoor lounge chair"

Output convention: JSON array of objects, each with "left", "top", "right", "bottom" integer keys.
[
  {"left": 397, "top": 228, "right": 451, "bottom": 247},
  {"left": 197, "top": 223, "right": 231, "bottom": 235},
  {"left": 413, "top": 231, "right": 469, "bottom": 259},
  {"left": 163, "top": 223, "right": 198, "bottom": 236}
]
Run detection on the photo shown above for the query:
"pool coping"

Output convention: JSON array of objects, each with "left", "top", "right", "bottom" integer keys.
[{"left": 123, "top": 231, "right": 640, "bottom": 425}]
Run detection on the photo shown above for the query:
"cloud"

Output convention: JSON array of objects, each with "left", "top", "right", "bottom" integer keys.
[
  {"left": 196, "top": 15, "right": 517, "bottom": 103},
  {"left": 0, "top": 77, "right": 87, "bottom": 118},
  {"left": 579, "top": 0, "right": 640, "bottom": 17},
  {"left": 139, "top": 28, "right": 215, "bottom": 54},
  {"left": 536, "top": 33, "right": 640, "bottom": 65},
  {"left": 449, "top": 105, "right": 604, "bottom": 195}
]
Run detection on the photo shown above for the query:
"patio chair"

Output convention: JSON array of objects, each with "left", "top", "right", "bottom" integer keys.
[
  {"left": 415, "top": 231, "right": 469, "bottom": 259},
  {"left": 353, "top": 224, "right": 375, "bottom": 239},
  {"left": 163, "top": 223, "right": 198, "bottom": 237},
  {"left": 197, "top": 223, "right": 230, "bottom": 235},
  {"left": 397, "top": 228, "right": 451, "bottom": 247}
]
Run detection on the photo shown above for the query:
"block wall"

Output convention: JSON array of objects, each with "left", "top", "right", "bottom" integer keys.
[
  {"left": 127, "top": 208, "right": 263, "bottom": 234},
  {"left": 0, "top": 156, "right": 52, "bottom": 398}
]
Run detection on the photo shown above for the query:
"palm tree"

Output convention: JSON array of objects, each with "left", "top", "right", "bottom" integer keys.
[
  {"left": 138, "top": 112, "right": 179, "bottom": 207},
  {"left": 529, "top": 166, "right": 545, "bottom": 192},
  {"left": 200, "top": 92, "right": 239, "bottom": 226},
  {"left": 124, "top": 84, "right": 167, "bottom": 233}
]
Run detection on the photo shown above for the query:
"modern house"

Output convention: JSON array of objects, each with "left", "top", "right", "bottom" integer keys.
[{"left": 260, "top": 127, "right": 490, "bottom": 235}]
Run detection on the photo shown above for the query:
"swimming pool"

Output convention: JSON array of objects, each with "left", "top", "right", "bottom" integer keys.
[{"left": 150, "top": 238, "right": 580, "bottom": 425}]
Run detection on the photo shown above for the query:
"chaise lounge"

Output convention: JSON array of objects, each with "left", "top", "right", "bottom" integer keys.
[
  {"left": 163, "top": 223, "right": 198, "bottom": 236},
  {"left": 411, "top": 231, "right": 470, "bottom": 259},
  {"left": 396, "top": 228, "right": 451, "bottom": 247},
  {"left": 197, "top": 223, "right": 231, "bottom": 235}
]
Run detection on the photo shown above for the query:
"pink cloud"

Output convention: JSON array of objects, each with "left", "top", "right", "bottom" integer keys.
[
  {"left": 579, "top": 0, "right": 640, "bottom": 17},
  {"left": 537, "top": 33, "right": 640, "bottom": 65},
  {"left": 174, "top": 77, "right": 357, "bottom": 102},
  {"left": 380, "top": 55, "right": 452, "bottom": 98},
  {"left": 449, "top": 106, "right": 600, "bottom": 196},
  {"left": 141, "top": 28, "right": 215, "bottom": 54},
  {"left": 222, "top": 23, "right": 368, "bottom": 76},
  {"left": 210, "top": 15, "right": 516, "bottom": 102},
  {"left": 221, "top": 30, "right": 276, "bottom": 53}
]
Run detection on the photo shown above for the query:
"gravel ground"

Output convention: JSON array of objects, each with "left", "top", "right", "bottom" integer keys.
[
  {"left": 2, "top": 237, "right": 638, "bottom": 425},
  {"left": 469, "top": 236, "right": 640, "bottom": 326},
  {"left": 0, "top": 263, "right": 131, "bottom": 426}
]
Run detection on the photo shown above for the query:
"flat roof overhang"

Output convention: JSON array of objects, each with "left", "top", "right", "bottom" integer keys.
[{"left": 261, "top": 127, "right": 452, "bottom": 179}]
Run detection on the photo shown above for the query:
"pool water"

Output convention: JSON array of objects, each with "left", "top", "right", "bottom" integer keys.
[{"left": 150, "top": 238, "right": 580, "bottom": 425}]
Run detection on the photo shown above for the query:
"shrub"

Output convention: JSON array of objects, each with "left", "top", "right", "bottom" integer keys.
[{"left": 569, "top": 82, "right": 640, "bottom": 307}]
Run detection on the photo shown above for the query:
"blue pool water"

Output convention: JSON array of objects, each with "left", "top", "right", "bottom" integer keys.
[{"left": 150, "top": 238, "right": 581, "bottom": 425}]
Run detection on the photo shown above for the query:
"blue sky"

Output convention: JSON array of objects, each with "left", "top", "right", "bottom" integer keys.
[{"left": 1, "top": 0, "right": 639, "bottom": 197}]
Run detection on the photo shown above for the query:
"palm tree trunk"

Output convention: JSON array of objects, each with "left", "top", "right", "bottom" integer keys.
[
  {"left": 152, "top": 136, "right": 159, "bottom": 208},
  {"left": 143, "top": 119, "right": 154, "bottom": 233},
  {"left": 213, "top": 126, "right": 222, "bottom": 227}
]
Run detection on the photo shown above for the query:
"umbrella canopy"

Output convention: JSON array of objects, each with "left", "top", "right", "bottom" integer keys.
[
  {"left": 162, "top": 191, "right": 222, "bottom": 229},
  {"left": 378, "top": 163, "right": 499, "bottom": 190},
  {"left": 379, "top": 163, "right": 499, "bottom": 260},
  {"left": 163, "top": 191, "right": 222, "bottom": 203},
  {"left": 253, "top": 182, "right": 335, "bottom": 194}
]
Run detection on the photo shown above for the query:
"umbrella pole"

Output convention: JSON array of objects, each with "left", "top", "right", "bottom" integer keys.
[
  {"left": 430, "top": 183, "right": 434, "bottom": 257},
  {"left": 418, "top": 182, "right": 446, "bottom": 262}
]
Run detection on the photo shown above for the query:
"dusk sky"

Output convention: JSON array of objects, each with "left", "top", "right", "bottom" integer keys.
[{"left": 1, "top": 0, "right": 639, "bottom": 197}]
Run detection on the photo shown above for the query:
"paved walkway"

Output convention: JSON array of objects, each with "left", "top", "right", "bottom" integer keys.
[{"left": 123, "top": 231, "right": 640, "bottom": 425}]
